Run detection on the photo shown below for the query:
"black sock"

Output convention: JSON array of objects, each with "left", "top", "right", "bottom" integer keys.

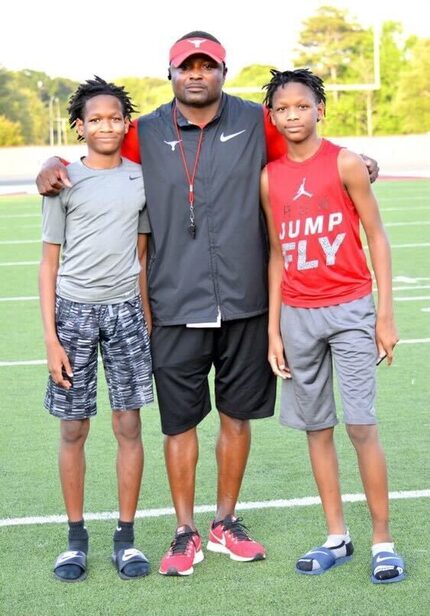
[
  {"left": 113, "top": 520, "right": 134, "bottom": 554},
  {"left": 68, "top": 519, "right": 89, "bottom": 554}
]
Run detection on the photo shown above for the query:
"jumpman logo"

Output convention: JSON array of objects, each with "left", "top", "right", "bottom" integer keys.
[
  {"left": 293, "top": 177, "right": 313, "bottom": 201},
  {"left": 164, "top": 140, "right": 182, "bottom": 152}
]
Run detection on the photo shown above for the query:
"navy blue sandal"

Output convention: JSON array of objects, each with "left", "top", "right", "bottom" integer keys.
[
  {"left": 296, "top": 542, "right": 353, "bottom": 575},
  {"left": 112, "top": 547, "right": 150, "bottom": 580},
  {"left": 371, "top": 551, "right": 405, "bottom": 584},
  {"left": 53, "top": 550, "right": 87, "bottom": 582}
]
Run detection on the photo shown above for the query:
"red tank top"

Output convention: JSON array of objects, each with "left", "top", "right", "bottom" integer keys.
[{"left": 267, "top": 139, "right": 372, "bottom": 307}]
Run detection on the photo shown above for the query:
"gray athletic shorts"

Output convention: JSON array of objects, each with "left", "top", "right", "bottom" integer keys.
[
  {"left": 280, "top": 294, "right": 378, "bottom": 431},
  {"left": 44, "top": 296, "right": 153, "bottom": 420}
]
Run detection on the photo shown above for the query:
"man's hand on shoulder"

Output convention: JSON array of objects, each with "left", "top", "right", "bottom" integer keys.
[
  {"left": 360, "top": 153, "right": 379, "bottom": 183},
  {"left": 36, "top": 157, "right": 72, "bottom": 196}
]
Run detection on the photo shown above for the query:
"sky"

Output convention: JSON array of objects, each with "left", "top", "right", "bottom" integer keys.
[{"left": 1, "top": 0, "right": 429, "bottom": 82}]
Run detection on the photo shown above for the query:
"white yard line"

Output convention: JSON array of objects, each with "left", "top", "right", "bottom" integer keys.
[
  {"left": 394, "top": 296, "right": 430, "bottom": 301},
  {"left": 2, "top": 294, "right": 430, "bottom": 304},
  {"left": 1, "top": 337, "right": 429, "bottom": 367},
  {"left": 3, "top": 294, "right": 427, "bottom": 303},
  {"left": 1, "top": 490, "right": 428, "bottom": 528},
  {"left": 0, "top": 207, "right": 429, "bottom": 218},
  {"left": 379, "top": 197, "right": 430, "bottom": 203},
  {"left": 387, "top": 243, "right": 430, "bottom": 249},
  {"left": 381, "top": 207, "right": 430, "bottom": 212},
  {"left": 384, "top": 285, "right": 430, "bottom": 292},
  {"left": 0, "top": 261, "right": 39, "bottom": 267},
  {"left": 0, "top": 239, "right": 39, "bottom": 245},
  {"left": 6, "top": 295, "right": 421, "bottom": 304},
  {"left": 363, "top": 242, "right": 430, "bottom": 250},
  {"left": 0, "top": 214, "right": 40, "bottom": 219},
  {"left": 0, "top": 296, "right": 38, "bottom": 302},
  {"left": 393, "top": 277, "right": 430, "bottom": 283},
  {"left": 385, "top": 221, "right": 430, "bottom": 227},
  {"left": 2, "top": 239, "right": 430, "bottom": 248},
  {"left": 0, "top": 359, "right": 46, "bottom": 366},
  {"left": 0, "top": 292, "right": 430, "bottom": 302}
]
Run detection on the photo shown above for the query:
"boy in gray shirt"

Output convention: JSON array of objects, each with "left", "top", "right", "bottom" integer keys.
[{"left": 39, "top": 77, "right": 153, "bottom": 582}]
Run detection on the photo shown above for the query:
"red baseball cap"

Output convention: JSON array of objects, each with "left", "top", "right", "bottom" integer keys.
[{"left": 169, "top": 37, "right": 226, "bottom": 68}]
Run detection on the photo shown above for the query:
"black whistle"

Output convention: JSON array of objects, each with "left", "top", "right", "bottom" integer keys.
[{"left": 188, "top": 222, "right": 197, "bottom": 239}]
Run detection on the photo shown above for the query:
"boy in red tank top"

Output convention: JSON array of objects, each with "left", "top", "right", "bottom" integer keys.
[{"left": 260, "top": 68, "right": 405, "bottom": 584}]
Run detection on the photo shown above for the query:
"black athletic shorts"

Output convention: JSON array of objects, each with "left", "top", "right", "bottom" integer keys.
[{"left": 151, "top": 313, "right": 276, "bottom": 435}]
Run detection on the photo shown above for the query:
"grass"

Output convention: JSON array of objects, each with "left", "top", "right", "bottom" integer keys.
[{"left": 0, "top": 181, "right": 429, "bottom": 615}]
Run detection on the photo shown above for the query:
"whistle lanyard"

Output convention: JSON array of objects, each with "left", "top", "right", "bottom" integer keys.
[{"left": 173, "top": 104, "right": 205, "bottom": 239}]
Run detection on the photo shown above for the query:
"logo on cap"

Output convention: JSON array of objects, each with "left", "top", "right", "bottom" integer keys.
[
  {"left": 169, "top": 37, "right": 226, "bottom": 68},
  {"left": 187, "top": 39, "right": 206, "bottom": 48}
]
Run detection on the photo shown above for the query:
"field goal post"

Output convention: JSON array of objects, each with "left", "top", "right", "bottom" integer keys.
[{"left": 225, "top": 26, "right": 381, "bottom": 136}]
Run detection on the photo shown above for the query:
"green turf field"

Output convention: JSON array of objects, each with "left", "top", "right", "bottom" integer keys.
[{"left": 1, "top": 181, "right": 429, "bottom": 615}]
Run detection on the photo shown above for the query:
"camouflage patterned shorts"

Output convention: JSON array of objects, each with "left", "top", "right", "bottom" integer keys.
[{"left": 44, "top": 296, "right": 153, "bottom": 420}]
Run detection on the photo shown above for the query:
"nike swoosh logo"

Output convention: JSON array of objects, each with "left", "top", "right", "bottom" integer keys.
[
  {"left": 375, "top": 555, "right": 397, "bottom": 563},
  {"left": 122, "top": 548, "right": 141, "bottom": 561},
  {"left": 220, "top": 130, "right": 246, "bottom": 142},
  {"left": 56, "top": 551, "right": 79, "bottom": 563},
  {"left": 217, "top": 534, "right": 226, "bottom": 546},
  {"left": 129, "top": 176, "right": 140, "bottom": 181}
]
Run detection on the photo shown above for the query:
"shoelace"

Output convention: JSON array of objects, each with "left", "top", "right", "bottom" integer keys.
[
  {"left": 169, "top": 531, "right": 198, "bottom": 555},
  {"left": 222, "top": 517, "right": 251, "bottom": 542}
]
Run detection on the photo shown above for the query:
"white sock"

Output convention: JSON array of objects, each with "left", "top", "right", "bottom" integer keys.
[
  {"left": 323, "top": 531, "right": 351, "bottom": 559},
  {"left": 372, "top": 542, "right": 395, "bottom": 557}
]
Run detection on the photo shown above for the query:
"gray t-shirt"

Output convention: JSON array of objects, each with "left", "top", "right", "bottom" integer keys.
[{"left": 42, "top": 157, "right": 150, "bottom": 304}]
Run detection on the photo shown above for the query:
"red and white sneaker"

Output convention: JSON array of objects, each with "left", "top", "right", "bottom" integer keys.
[
  {"left": 207, "top": 515, "right": 266, "bottom": 562},
  {"left": 159, "top": 525, "right": 204, "bottom": 576}
]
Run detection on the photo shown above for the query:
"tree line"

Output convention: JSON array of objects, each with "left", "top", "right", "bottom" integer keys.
[{"left": 1, "top": 6, "right": 429, "bottom": 146}]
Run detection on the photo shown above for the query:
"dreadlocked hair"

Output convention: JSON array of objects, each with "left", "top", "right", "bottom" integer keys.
[
  {"left": 67, "top": 75, "right": 137, "bottom": 141},
  {"left": 263, "top": 68, "right": 326, "bottom": 109}
]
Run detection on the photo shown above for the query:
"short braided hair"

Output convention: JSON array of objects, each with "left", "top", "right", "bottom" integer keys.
[
  {"left": 263, "top": 68, "right": 326, "bottom": 109},
  {"left": 68, "top": 75, "right": 137, "bottom": 141}
]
